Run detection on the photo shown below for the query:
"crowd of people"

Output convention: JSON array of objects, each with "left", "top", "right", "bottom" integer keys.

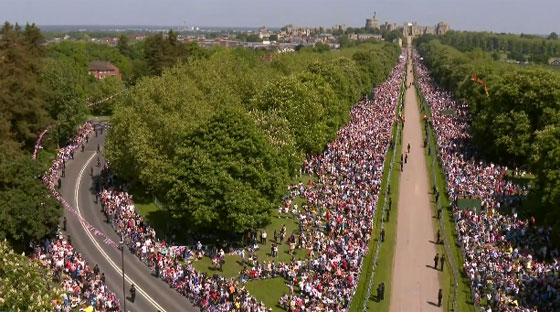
[
  {"left": 38, "top": 122, "right": 122, "bottom": 311},
  {"left": 30, "top": 231, "right": 119, "bottom": 311},
  {"left": 415, "top": 51, "right": 560, "bottom": 312},
  {"left": 96, "top": 50, "right": 406, "bottom": 311}
]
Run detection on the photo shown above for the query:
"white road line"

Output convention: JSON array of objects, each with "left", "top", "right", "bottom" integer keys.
[{"left": 74, "top": 152, "right": 168, "bottom": 312}]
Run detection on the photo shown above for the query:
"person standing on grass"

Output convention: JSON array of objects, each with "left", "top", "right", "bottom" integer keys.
[
  {"left": 261, "top": 230, "right": 267, "bottom": 245},
  {"left": 440, "top": 254, "right": 445, "bottom": 271},
  {"left": 436, "top": 229, "right": 441, "bottom": 244}
]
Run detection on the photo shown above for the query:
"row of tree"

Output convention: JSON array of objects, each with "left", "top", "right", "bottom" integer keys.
[
  {"left": 415, "top": 38, "right": 560, "bottom": 230},
  {"left": 106, "top": 43, "right": 401, "bottom": 235},
  {"left": 418, "top": 31, "right": 560, "bottom": 64}
]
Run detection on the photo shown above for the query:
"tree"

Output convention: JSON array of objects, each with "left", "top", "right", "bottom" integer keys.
[
  {"left": 0, "top": 240, "right": 62, "bottom": 311},
  {"left": 166, "top": 108, "right": 289, "bottom": 233},
  {"left": 313, "top": 42, "right": 330, "bottom": 53},
  {"left": 42, "top": 58, "right": 89, "bottom": 145},
  {"left": 0, "top": 149, "right": 61, "bottom": 243},
  {"left": 0, "top": 22, "right": 51, "bottom": 151},
  {"left": 548, "top": 32, "right": 559, "bottom": 40},
  {"left": 117, "top": 33, "right": 131, "bottom": 57},
  {"left": 532, "top": 125, "right": 560, "bottom": 230},
  {"left": 246, "top": 34, "right": 261, "bottom": 42}
]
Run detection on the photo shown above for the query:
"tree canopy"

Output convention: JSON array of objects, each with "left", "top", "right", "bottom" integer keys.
[
  {"left": 106, "top": 43, "right": 400, "bottom": 234},
  {"left": 166, "top": 108, "right": 289, "bottom": 233},
  {"left": 0, "top": 240, "right": 62, "bottom": 311}
]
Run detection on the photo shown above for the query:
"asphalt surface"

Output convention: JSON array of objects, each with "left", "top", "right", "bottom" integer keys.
[
  {"left": 389, "top": 39, "right": 442, "bottom": 312},
  {"left": 59, "top": 123, "right": 197, "bottom": 312}
]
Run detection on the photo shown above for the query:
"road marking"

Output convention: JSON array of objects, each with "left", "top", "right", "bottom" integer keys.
[{"left": 74, "top": 152, "right": 168, "bottom": 312}]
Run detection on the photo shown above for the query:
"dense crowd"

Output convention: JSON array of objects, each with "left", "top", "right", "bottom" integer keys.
[
  {"left": 415, "top": 51, "right": 560, "bottom": 312},
  {"left": 30, "top": 231, "right": 119, "bottom": 311},
  {"left": 39, "top": 122, "right": 121, "bottom": 311},
  {"left": 97, "top": 51, "right": 406, "bottom": 311}
]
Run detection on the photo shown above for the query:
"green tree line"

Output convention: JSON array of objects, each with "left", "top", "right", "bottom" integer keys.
[
  {"left": 105, "top": 43, "right": 401, "bottom": 235},
  {"left": 417, "top": 30, "right": 560, "bottom": 64},
  {"left": 416, "top": 38, "right": 560, "bottom": 230}
]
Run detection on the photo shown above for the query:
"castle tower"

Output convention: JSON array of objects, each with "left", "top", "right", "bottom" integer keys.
[{"left": 365, "top": 12, "right": 379, "bottom": 30}]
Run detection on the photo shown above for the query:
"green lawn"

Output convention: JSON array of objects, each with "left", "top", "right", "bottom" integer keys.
[
  {"left": 191, "top": 208, "right": 308, "bottom": 279},
  {"left": 416, "top": 84, "right": 476, "bottom": 312},
  {"left": 349, "top": 81, "right": 405, "bottom": 312},
  {"left": 246, "top": 277, "right": 292, "bottom": 312},
  {"left": 133, "top": 173, "right": 315, "bottom": 310}
]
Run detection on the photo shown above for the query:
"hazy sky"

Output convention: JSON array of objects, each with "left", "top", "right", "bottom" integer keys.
[{"left": 2, "top": 0, "right": 558, "bottom": 34}]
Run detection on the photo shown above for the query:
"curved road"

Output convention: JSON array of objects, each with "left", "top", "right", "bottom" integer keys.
[
  {"left": 389, "top": 38, "right": 442, "bottom": 311},
  {"left": 59, "top": 124, "right": 197, "bottom": 312}
]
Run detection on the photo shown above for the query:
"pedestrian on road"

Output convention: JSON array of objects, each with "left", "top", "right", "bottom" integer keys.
[
  {"left": 63, "top": 217, "right": 67, "bottom": 231},
  {"left": 434, "top": 253, "right": 439, "bottom": 269},
  {"left": 404, "top": 154, "right": 408, "bottom": 164},
  {"left": 93, "top": 264, "right": 100, "bottom": 276},
  {"left": 90, "top": 166, "right": 93, "bottom": 176},
  {"left": 61, "top": 168, "right": 65, "bottom": 178},
  {"left": 155, "top": 263, "right": 160, "bottom": 278},
  {"left": 97, "top": 143, "right": 100, "bottom": 153},
  {"left": 130, "top": 284, "right": 136, "bottom": 302},
  {"left": 81, "top": 144, "right": 84, "bottom": 152},
  {"left": 95, "top": 129, "right": 98, "bottom": 137},
  {"left": 407, "top": 143, "right": 410, "bottom": 153},
  {"left": 101, "top": 272, "right": 105, "bottom": 283},
  {"left": 400, "top": 153, "right": 404, "bottom": 163},
  {"left": 436, "top": 229, "right": 440, "bottom": 244},
  {"left": 97, "top": 157, "right": 100, "bottom": 167},
  {"left": 57, "top": 178, "right": 61, "bottom": 189},
  {"left": 86, "top": 136, "right": 89, "bottom": 143},
  {"left": 438, "top": 289, "right": 443, "bottom": 307},
  {"left": 440, "top": 254, "right": 445, "bottom": 271}
]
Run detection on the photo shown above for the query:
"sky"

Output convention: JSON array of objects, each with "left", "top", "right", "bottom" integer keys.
[{"left": 1, "top": 0, "right": 559, "bottom": 34}]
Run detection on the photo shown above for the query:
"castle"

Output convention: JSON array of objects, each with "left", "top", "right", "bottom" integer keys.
[{"left": 363, "top": 13, "right": 450, "bottom": 37}]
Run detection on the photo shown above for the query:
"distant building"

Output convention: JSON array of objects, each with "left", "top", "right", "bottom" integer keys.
[
  {"left": 332, "top": 24, "right": 347, "bottom": 32},
  {"left": 402, "top": 21, "right": 449, "bottom": 37},
  {"left": 365, "top": 12, "right": 380, "bottom": 30},
  {"left": 88, "top": 61, "right": 122, "bottom": 80},
  {"left": 349, "top": 33, "right": 383, "bottom": 41},
  {"left": 435, "top": 22, "right": 450, "bottom": 35},
  {"left": 259, "top": 26, "right": 270, "bottom": 40}
]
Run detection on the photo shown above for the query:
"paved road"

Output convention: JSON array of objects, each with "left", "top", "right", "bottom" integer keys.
[
  {"left": 59, "top": 124, "right": 197, "bottom": 312},
  {"left": 389, "top": 38, "right": 442, "bottom": 311}
]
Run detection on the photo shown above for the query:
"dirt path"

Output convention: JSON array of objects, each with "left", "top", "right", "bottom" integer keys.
[{"left": 388, "top": 37, "right": 443, "bottom": 312}]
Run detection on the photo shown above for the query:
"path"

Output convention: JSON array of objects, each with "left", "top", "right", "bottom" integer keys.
[
  {"left": 389, "top": 37, "right": 442, "bottom": 311},
  {"left": 60, "top": 123, "right": 197, "bottom": 312}
]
